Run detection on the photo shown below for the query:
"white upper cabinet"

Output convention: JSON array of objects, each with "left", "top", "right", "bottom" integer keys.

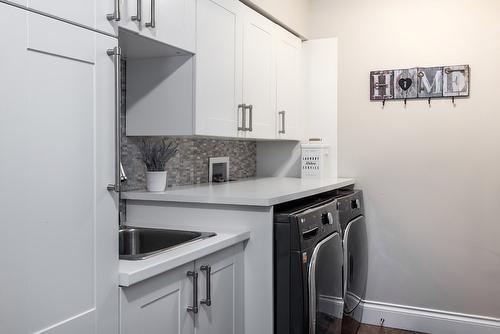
[
  {"left": 0, "top": 4, "right": 118, "bottom": 333},
  {"left": 119, "top": 0, "right": 196, "bottom": 53},
  {"left": 195, "top": 0, "right": 244, "bottom": 138},
  {"left": 195, "top": 0, "right": 303, "bottom": 140},
  {"left": 241, "top": 6, "right": 276, "bottom": 139},
  {"left": 275, "top": 27, "right": 302, "bottom": 140},
  {"left": 125, "top": 0, "right": 303, "bottom": 140},
  {"left": 10, "top": 0, "right": 118, "bottom": 35}
]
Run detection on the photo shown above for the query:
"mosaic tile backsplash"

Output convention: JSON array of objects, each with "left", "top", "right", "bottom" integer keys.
[
  {"left": 120, "top": 60, "right": 257, "bottom": 192},
  {"left": 121, "top": 137, "right": 257, "bottom": 191}
]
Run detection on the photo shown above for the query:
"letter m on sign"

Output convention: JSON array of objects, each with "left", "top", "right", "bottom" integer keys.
[{"left": 370, "top": 70, "right": 394, "bottom": 100}]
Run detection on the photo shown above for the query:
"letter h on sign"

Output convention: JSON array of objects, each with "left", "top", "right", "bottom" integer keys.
[{"left": 370, "top": 70, "right": 394, "bottom": 100}]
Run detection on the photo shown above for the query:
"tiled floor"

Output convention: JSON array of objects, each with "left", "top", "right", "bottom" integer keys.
[{"left": 357, "top": 324, "right": 426, "bottom": 334}]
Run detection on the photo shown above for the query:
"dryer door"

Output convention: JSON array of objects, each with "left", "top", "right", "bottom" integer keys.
[
  {"left": 343, "top": 216, "right": 368, "bottom": 314},
  {"left": 308, "top": 232, "right": 344, "bottom": 334}
]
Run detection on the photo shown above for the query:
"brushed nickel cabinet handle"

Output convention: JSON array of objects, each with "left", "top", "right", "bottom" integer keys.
[
  {"left": 247, "top": 104, "right": 253, "bottom": 132},
  {"left": 106, "top": 47, "right": 122, "bottom": 192},
  {"left": 238, "top": 104, "right": 247, "bottom": 131},
  {"left": 106, "top": 0, "right": 121, "bottom": 21},
  {"left": 145, "top": 0, "right": 156, "bottom": 28},
  {"left": 187, "top": 271, "right": 199, "bottom": 313},
  {"left": 278, "top": 111, "right": 286, "bottom": 134},
  {"left": 200, "top": 265, "right": 212, "bottom": 307},
  {"left": 131, "top": 0, "right": 142, "bottom": 22}
]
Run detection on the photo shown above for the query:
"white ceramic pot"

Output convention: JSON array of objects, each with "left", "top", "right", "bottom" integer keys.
[{"left": 146, "top": 171, "right": 167, "bottom": 192}]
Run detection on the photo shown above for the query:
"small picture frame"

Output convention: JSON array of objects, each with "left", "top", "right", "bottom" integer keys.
[{"left": 209, "top": 157, "right": 230, "bottom": 183}]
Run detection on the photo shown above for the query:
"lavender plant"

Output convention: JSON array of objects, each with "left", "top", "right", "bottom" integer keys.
[{"left": 138, "top": 138, "right": 178, "bottom": 172}]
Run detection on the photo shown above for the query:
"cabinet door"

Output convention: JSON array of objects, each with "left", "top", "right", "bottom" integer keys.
[
  {"left": 9, "top": 0, "right": 117, "bottom": 35},
  {"left": 195, "top": 244, "right": 244, "bottom": 334},
  {"left": 0, "top": 5, "right": 118, "bottom": 334},
  {"left": 275, "top": 28, "right": 302, "bottom": 140},
  {"left": 195, "top": 0, "right": 243, "bottom": 137},
  {"left": 242, "top": 6, "right": 276, "bottom": 139},
  {"left": 140, "top": 0, "right": 196, "bottom": 52},
  {"left": 120, "top": 262, "right": 195, "bottom": 334}
]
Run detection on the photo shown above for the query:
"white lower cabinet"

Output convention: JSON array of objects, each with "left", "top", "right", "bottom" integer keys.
[
  {"left": 120, "top": 262, "right": 195, "bottom": 334},
  {"left": 120, "top": 244, "right": 244, "bottom": 334},
  {"left": 195, "top": 245, "right": 244, "bottom": 334}
]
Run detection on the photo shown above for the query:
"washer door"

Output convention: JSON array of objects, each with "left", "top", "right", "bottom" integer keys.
[
  {"left": 308, "top": 232, "right": 344, "bottom": 334},
  {"left": 343, "top": 216, "right": 368, "bottom": 314}
]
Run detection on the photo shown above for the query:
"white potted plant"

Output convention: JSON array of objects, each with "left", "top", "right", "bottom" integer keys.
[{"left": 138, "top": 138, "right": 178, "bottom": 192}]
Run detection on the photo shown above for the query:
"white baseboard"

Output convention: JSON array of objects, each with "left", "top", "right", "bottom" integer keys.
[{"left": 360, "top": 300, "right": 500, "bottom": 334}]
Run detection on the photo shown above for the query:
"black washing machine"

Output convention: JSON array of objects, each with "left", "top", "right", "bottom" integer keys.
[
  {"left": 336, "top": 190, "right": 368, "bottom": 334},
  {"left": 274, "top": 197, "right": 344, "bottom": 334}
]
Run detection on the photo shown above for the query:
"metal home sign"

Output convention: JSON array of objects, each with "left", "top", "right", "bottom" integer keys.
[{"left": 370, "top": 65, "right": 470, "bottom": 101}]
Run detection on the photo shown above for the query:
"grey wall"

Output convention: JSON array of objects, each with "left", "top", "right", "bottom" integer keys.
[{"left": 310, "top": 0, "right": 500, "bottom": 318}]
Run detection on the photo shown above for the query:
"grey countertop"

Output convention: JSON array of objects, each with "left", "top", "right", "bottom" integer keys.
[
  {"left": 119, "top": 228, "right": 250, "bottom": 286},
  {"left": 122, "top": 177, "right": 356, "bottom": 206}
]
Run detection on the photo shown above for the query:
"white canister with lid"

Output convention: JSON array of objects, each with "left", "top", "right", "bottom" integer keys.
[{"left": 301, "top": 139, "right": 330, "bottom": 178}]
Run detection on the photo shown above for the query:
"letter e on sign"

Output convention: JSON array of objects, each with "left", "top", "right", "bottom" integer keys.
[{"left": 443, "top": 65, "right": 470, "bottom": 97}]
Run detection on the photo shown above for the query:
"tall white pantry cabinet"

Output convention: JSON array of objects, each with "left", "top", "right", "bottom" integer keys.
[{"left": 0, "top": 2, "right": 119, "bottom": 334}]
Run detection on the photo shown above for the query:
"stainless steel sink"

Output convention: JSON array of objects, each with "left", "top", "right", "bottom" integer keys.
[{"left": 119, "top": 226, "right": 216, "bottom": 260}]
